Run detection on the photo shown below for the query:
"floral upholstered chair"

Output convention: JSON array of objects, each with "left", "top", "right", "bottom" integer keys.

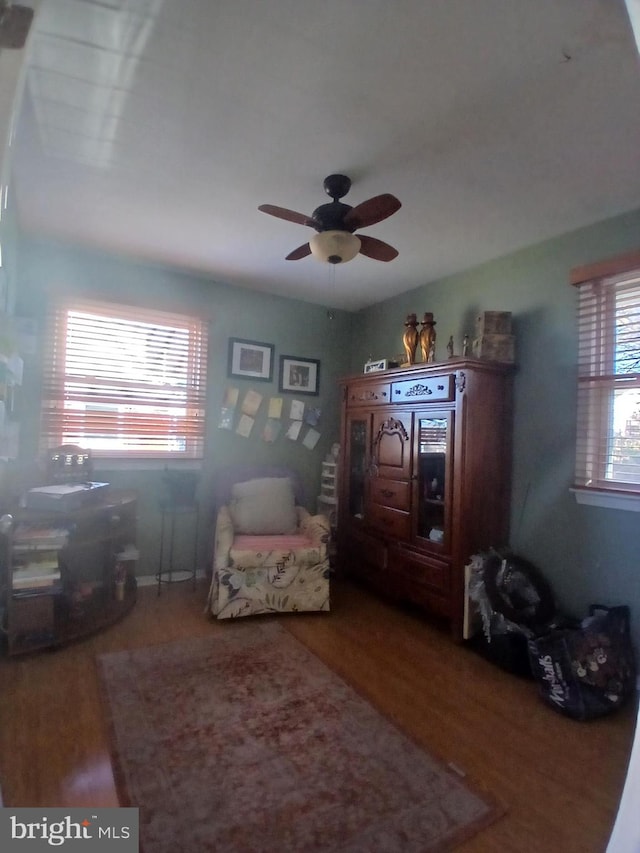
[{"left": 206, "top": 466, "right": 330, "bottom": 619}]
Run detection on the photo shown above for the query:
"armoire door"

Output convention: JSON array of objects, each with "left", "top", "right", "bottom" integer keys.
[
  {"left": 370, "top": 410, "right": 413, "bottom": 481},
  {"left": 344, "top": 412, "right": 370, "bottom": 522},
  {"left": 413, "top": 410, "right": 454, "bottom": 553}
]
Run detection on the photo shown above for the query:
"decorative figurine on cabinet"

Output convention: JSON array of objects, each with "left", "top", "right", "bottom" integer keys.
[
  {"left": 402, "top": 313, "right": 419, "bottom": 365},
  {"left": 447, "top": 335, "right": 455, "bottom": 358},
  {"left": 420, "top": 312, "right": 437, "bottom": 363}
]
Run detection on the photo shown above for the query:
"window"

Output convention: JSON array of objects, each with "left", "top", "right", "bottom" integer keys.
[
  {"left": 40, "top": 298, "right": 208, "bottom": 459},
  {"left": 571, "top": 251, "right": 640, "bottom": 500}
]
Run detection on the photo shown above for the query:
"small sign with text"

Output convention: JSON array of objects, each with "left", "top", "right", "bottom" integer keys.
[{"left": 0, "top": 808, "right": 138, "bottom": 851}]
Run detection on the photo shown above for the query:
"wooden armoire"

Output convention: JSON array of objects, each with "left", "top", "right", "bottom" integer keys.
[{"left": 337, "top": 358, "right": 513, "bottom": 640}]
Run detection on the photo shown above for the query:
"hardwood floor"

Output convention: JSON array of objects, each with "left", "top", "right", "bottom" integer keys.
[{"left": 0, "top": 577, "right": 636, "bottom": 852}]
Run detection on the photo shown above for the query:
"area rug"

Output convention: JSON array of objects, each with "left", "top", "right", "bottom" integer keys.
[{"left": 97, "top": 622, "right": 501, "bottom": 852}]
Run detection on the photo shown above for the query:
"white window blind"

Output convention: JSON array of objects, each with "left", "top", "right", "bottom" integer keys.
[
  {"left": 418, "top": 418, "right": 448, "bottom": 454},
  {"left": 573, "top": 254, "right": 640, "bottom": 494},
  {"left": 40, "top": 298, "right": 208, "bottom": 459}
]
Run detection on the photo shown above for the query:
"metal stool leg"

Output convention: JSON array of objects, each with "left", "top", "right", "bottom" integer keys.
[{"left": 157, "top": 508, "right": 166, "bottom": 595}]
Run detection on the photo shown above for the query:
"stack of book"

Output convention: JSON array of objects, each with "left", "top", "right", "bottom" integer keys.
[
  {"left": 12, "top": 557, "right": 61, "bottom": 591},
  {"left": 12, "top": 524, "right": 69, "bottom": 593},
  {"left": 13, "top": 524, "right": 70, "bottom": 549}
]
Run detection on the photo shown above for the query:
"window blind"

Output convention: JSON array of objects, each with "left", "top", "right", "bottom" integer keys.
[
  {"left": 40, "top": 298, "right": 208, "bottom": 459},
  {"left": 574, "top": 265, "right": 640, "bottom": 492},
  {"left": 418, "top": 418, "right": 448, "bottom": 454}
]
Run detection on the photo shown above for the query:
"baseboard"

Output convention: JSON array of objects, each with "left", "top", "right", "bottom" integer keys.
[{"left": 137, "top": 570, "right": 207, "bottom": 587}]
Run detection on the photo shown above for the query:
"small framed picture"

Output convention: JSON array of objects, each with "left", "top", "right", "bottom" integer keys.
[
  {"left": 279, "top": 355, "right": 320, "bottom": 396},
  {"left": 364, "top": 358, "right": 389, "bottom": 373},
  {"left": 227, "top": 338, "right": 274, "bottom": 382}
]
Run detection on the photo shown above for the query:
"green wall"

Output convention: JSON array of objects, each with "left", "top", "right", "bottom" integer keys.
[
  {"left": 14, "top": 237, "right": 352, "bottom": 576},
  {"left": 9, "top": 209, "right": 640, "bottom": 652},
  {"left": 0, "top": 186, "right": 21, "bottom": 492},
  {"left": 353, "top": 208, "right": 640, "bottom": 651},
  {"left": 0, "top": 186, "right": 20, "bottom": 314}
]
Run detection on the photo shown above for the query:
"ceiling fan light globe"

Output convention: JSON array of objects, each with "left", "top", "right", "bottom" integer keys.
[{"left": 309, "top": 230, "right": 361, "bottom": 264}]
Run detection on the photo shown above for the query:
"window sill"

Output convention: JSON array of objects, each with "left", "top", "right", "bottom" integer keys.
[
  {"left": 93, "top": 460, "right": 203, "bottom": 472},
  {"left": 571, "top": 488, "right": 640, "bottom": 513}
]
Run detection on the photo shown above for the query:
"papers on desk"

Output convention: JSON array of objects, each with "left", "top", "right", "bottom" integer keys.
[{"left": 25, "top": 482, "right": 110, "bottom": 511}]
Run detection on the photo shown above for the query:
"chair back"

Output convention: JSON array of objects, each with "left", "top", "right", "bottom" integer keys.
[{"left": 213, "top": 465, "right": 305, "bottom": 516}]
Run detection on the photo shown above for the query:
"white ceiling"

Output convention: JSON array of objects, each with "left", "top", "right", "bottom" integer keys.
[{"left": 9, "top": 0, "right": 640, "bottom": 311}]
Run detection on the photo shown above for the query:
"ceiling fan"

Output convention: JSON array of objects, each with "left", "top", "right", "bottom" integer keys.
[{"left": 258, "top": 174, "right": 401, "bottom": 264}]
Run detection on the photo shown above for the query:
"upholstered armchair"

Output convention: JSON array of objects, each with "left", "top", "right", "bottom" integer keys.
[{"left": 206, "top": 466, "right": 330, "bottom": 619}]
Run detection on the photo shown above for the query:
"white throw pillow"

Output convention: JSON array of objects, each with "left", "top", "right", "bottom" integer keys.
[{"left": 229, "top": 477, "right": 298, "bottom": 534}]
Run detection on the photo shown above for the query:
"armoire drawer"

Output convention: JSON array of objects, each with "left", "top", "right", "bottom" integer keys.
[
  {"left": 368, "top": 504, "right": 411, "bottom": 540},
  {"left": 393, "top": 547, "right": 450, "bottom": 594},
  {"left": 370, "top": 478, "right": 410, "bottom": 511},
  {"left": 346, "top": 381, "right": 391, "bottom": 406},
  {"left": 391, "top": 373, "right": 454, "bottom": 404}
]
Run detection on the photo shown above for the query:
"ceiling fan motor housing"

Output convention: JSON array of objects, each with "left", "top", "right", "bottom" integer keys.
[
  {"left": 311, "top": 201, "right": 354, "bottom": 232},
  {"left": 323, "top": 174, "right": 352, "bottom": 200}
]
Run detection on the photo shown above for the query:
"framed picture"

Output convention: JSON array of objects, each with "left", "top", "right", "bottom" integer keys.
[
  {"left": 364, "top": 358, "right": 389, "bottom": 373},
  {"left": 227, "top": 338, "right": 274, "bottom": 382},
  {"left": 279, "top": 355, "right": 320, "bottom": 396}
]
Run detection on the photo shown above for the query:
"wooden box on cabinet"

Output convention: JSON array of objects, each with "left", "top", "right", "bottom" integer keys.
[
  {"left": 338, "top": 358, "right": 513, "bottom": 640},
  {"left": 472, "top": 334, "right": 515, "bottom": 363}
]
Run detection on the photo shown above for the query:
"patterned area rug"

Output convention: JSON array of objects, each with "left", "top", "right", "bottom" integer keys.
[{"left": 97, "top": 622, "right": 501, "bottom": 852}]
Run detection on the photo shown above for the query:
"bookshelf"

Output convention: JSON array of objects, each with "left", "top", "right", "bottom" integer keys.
[{"left": 1, "top": 490, "right": 138, "bottom": 655}]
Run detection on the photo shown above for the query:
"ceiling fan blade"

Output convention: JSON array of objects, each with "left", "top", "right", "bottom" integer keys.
[
  {"left": 343, "top": 194, "right": 401, "bottom": 230},
  {"left": 286, "top": 243, "right": 312, "bottom": 261},
  {"left": 258, "top": 204, "right": 318, "bottom": 228},
  {"left": 358, "top": 234, "right": 399, "bottom": 262}
]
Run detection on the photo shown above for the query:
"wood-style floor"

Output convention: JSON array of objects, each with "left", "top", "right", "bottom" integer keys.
[{"left": 0, "top": 577, "right": 636, "bottom": 852}]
